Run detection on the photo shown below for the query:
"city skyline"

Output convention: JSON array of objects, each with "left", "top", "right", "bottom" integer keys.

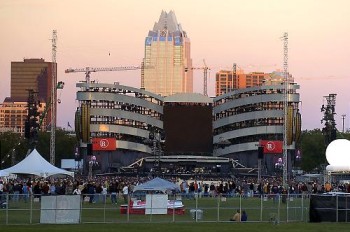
[{"left": 1, "top": 0, "right": 349, "bottom": 131}]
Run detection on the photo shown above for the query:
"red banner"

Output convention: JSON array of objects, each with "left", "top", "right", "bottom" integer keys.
[
  {"left": 92, "top": 138, "right": 116, "bottom": 151},
  {"left": 259, "top": 140, "right": 283, "bottom": 154}
]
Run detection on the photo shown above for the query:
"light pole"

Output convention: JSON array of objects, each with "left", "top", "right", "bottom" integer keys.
[
  {"left": 282, "top": 32, "right": 289, "bottom": 188},
  {"left": 257, "top": 145, "right": 264, "bottom": 185}
]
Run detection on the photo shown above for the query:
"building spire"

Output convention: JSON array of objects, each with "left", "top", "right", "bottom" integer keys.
[{"left": 153, "top": 10, "right": 182, "bottom": 33}]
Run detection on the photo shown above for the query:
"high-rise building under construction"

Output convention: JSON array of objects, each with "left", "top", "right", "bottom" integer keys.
[
  {"left": 142, "top": 10, "right": 193, "bottom": 96},
  {"left": 215, "top": 70, "right": 270, "bottom": 96}
]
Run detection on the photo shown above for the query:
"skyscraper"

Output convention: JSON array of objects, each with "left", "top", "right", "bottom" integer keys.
[
  {"left": 0, "top": 58, "right": 55, "bottom": 134},
  {"left": 11, "top": 58, "right": 54, "bottom": 103},
  {"left": 142, "top": 10, "right": 193, "bottom": 96}
]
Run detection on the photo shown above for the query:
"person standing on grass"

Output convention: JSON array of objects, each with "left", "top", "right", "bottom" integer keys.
[
  {"left": 73, "top": 185, "right": 82, "bottom": 195},
  {"left": 122, "top": 183, "right": 129, "bottom": 204},
  {"left": 101, "top": 183, "right": 107, "bottom": 203},
  {"left": 109, "top": 181, "right": 118, "bottom": 204},
  {"left": 22, "top": 182, "right": 31, "bottom": 203},
  {"left": 0, "top": 180, "right": 4, "bottom": 201},
  {"left": 87, "top": 181, "right": 95, "bottom": 203}
]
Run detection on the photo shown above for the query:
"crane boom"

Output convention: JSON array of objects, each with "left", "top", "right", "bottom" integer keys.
[
  {"left": 65, "top": 66, "right": 142, "bottom": 73},
  {"left": 65, "top": 66, "right": 144, "bottom": 83}
]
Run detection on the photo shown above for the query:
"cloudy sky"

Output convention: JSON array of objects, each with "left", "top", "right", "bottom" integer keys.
[{"left": 1, "top": 0, "right": 349, "bottom": 130}]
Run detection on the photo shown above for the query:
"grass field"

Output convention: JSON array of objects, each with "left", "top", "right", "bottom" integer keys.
[
  {"left": 1, "top": 195, "right": 348, "bottom": 232},
  {"left": 1, "top": 222, "right": 350, "bottom": 232}
]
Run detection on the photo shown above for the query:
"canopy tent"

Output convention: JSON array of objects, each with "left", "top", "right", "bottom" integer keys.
[
  {"left": 1, "top": 149, "right": 74, "bottom": 178},
  {"left": 133, "top": 177, "right": 180, "bottom": 193},
  {"left": 0, "top": 169, "right": 9, "bottom": 177}
]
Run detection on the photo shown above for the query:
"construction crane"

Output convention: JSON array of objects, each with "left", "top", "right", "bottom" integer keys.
[
  {"left": 189, "top": 59, "right": 210, "bottom": 96},
  {"left": 65, "top": 66, "right": 146, "bottom": 83}
]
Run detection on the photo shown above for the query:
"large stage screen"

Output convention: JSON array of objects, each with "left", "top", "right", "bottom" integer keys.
[{"left": 163, "top": 104, "right": 213, "bottom": 154}]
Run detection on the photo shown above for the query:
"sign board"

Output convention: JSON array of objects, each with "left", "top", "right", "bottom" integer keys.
[
  {"left": 40, "top": 195, "right": 81, "bottom": 224},
  {"left": 259, "top": 140, "right": 283, "bottom": 154},
  {"left": 145, "top": 194, "right": 168, "bottom": 215},
  {"left": 92, "top": 138, "right": 116, "bottom": 151}
]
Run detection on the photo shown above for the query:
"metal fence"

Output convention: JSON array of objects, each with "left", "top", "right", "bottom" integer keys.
[{"left": 0, "top": 193, "right": 311, "bottom": 225}]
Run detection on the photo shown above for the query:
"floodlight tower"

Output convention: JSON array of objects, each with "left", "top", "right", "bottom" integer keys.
[
  {"left": 282, "top": 32, "right": 289, "bottom": 188},
  {"left": 50, "top": 30, "right": 57, "bottom": 165}
]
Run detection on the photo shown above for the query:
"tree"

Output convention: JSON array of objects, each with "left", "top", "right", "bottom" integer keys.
[
  {"left": 0, "top": 129, "right": 76, "bottom": 168},
  {"left": 300, "top": 129, "right": 327, "bottom": 172},
  {"left": 36, "top": 129, "right": 77, "bottom": 166},
  {"left": 0, "top": 131, "right": 28, "bottom": 168}
]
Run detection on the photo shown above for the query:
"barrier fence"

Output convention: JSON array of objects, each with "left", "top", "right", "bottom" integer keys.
[{"left": 0, "top": 193, "right": 312, "bottom": 225}]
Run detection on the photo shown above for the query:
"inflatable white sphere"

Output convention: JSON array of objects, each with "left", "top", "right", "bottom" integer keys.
[{"left": 325, "top": 139, "right": 350, "bottom": 166}]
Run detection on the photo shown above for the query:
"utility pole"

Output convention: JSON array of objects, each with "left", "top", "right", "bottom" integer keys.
[
  {"left": 282, "top": 32, "right": 289, "bottom": 188},
  {"left": 50, "top": 30, "right": 57, "bottom": 165},
  {"left": 341, "top": 114, "right": 346, "bottom": 133}
]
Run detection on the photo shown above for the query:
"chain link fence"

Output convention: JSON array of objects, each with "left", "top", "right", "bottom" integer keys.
[{"left": 0, "top": 193, "right": 311, "bottom": 225}]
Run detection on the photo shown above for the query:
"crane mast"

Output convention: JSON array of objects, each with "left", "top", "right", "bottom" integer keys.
[
  {"left": 282, "top": 32, "right": 288, "bottom": 188},
  {"left": 190, "top": 60, "right": 210, "bottom": 96},
  {"left": 202, "top": 59, "right": 209, "bottom": 96}
]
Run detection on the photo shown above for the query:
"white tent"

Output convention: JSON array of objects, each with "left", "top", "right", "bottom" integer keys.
[
  {"left": 133, "top": 177, "right": 180, "bottom": 193},
  {"left": 1, "top": 149, "right": 74, "bottom": 178},
  {"left": 0, "top": 169, "right": 9, "bottom": 177}
]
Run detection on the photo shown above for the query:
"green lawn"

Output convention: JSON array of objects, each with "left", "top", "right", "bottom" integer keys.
[
  {"left": 1, "top": 222, "right": 350, "bottom": 232},
  {"left": 1, "top": 196, "right": 348, "bottom": 232}
]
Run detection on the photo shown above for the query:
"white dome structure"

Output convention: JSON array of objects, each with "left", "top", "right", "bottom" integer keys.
[{"left": 326, "top": 139, "right": 350, "bottom": 172}]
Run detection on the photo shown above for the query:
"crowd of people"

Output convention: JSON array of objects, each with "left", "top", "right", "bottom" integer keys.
[{"left": 1, "top": 174, "right": 350, "bottom": 205}]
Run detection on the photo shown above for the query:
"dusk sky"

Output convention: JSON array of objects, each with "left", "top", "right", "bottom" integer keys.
[{"left": 1, "top": 0, "right": 349, "bottom": 131}]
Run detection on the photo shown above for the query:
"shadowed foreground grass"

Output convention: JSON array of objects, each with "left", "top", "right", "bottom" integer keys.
[{"left": 1, "top": 222, "right": 349, "bottom": 232}]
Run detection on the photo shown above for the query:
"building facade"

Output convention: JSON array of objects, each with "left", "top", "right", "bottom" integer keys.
[
  {"left": 0, "top": 98, "right": 47, "bottom": 135},
  {"left": 11, "top": 58, "right": 54, "bottom": 103},
  {"left": 75, "top": 82, "right": 164, "bottom": 172},
  {"left": 0, "top": 100, "right": 27, "bottom": 134},
  {"left": 142, "top": 10, "right": 193, "bottom": 96},
  {"left": 0, "top": 58, "right": 55, "bottom": 135},
  {"left": 215, "top": 70, "right": 270, "bottom": 96},
  {"left": 213, "top": 82, "right": 301, "bottom": 174},
  {"left": 75, "top": 79, "right": 301, "bottom": 175}
]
